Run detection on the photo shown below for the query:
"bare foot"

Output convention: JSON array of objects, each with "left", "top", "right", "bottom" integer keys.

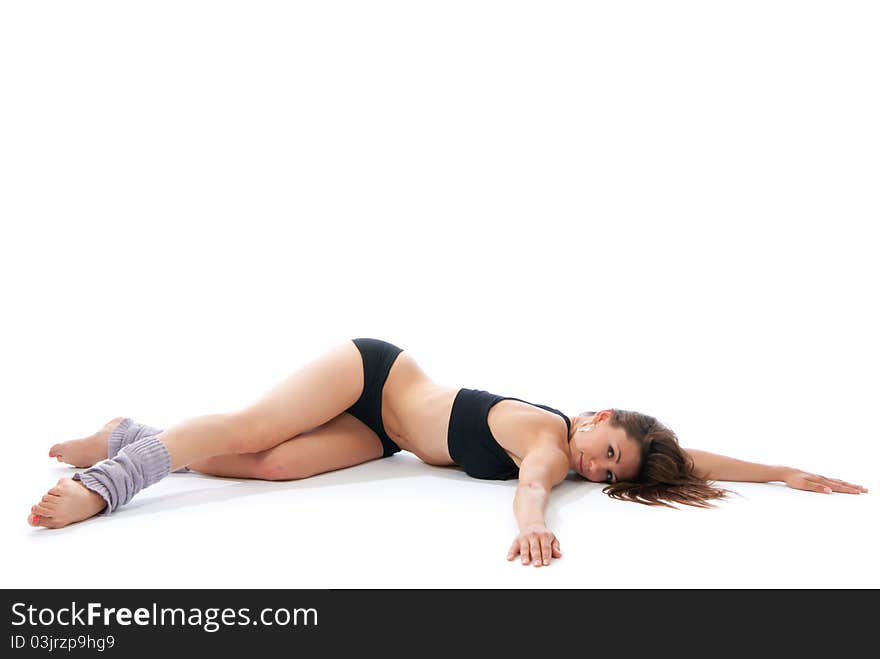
[
  {"left": 28, "top": 477, "right": 107, "bottom": 529},
  {"left": 49, "top": 417, "right": 126, "bottom": 468}
]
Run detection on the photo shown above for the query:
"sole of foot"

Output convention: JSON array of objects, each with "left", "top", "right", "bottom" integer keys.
[{"left": 49, "top": 417, "right": 126, "bottom": 468}]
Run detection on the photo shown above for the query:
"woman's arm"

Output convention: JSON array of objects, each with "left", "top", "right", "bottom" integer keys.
[
  {"left": 513, "top": 482, "right": 551, "bottom": 530},
  {"left": 684, "top": 448, "right": 868, "bottom": 494},
  {"left": 507, "top": 443, "right": 569, "bottom": 567},
  {"left": 685, "top": 448, "right": 790, "bottom": 482}
]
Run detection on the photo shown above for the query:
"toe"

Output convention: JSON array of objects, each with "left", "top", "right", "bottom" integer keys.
[
  {"left": 34, "top": 503, "right": 54, "bottom": 517},
  {"left": 49, "top": 443, "right": 63, "bottom": 459},
  {"left": 28, "top": 513, "right": 40, "bottom": 526},
  {"left": 36, "top": 515, "right": 56, "bottom": 528},
  {"left": 45, "top": 516, "right": 65, "bottom": 529}
]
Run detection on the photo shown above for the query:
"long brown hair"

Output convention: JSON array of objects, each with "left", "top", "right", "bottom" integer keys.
[{"left": 579, "top": 409, "right": 730, "bottom": 508}]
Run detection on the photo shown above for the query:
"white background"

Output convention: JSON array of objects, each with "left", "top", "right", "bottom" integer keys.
[{"left": 1, "top": 1, "right": 877, "bottom": 589}]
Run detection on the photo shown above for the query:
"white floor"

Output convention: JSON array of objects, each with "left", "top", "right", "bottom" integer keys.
[
  {"left": 3, "top": 1, "right": 878, "bottom": 591},
  {"left": 6, "top": 450, "right": 878, "bottom": 589}
]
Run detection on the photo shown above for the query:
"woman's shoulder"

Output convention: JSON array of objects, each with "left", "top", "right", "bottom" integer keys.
[{"left": 488, "top": 400, "right": 570, "bottom": 467}]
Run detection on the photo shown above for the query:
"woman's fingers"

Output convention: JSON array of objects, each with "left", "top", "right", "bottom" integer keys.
[
  {"left": 788, "top": 471, "right": 868, "bottom": 494},
  {"left": 508, "top": 529, "right": 562, "bottom": 566},
  {"left": 802, "top": 473, "right": 867, "bottom": 494},
  {"left": 786, "top": 471, "right": 867, "bottom": 492},
  {"left": 539, "top": 534, "right": 553, "bottom": 566},
  {"left": 796, "top": 479, "right": 832, "bottom": 493},
  {"left": 507, "top": 540, "right": 520, "bottom": 561},
  {"left": 823, "top": 480, "right": 862, "bottom": 494},
  {"left": 528, "top": 537, "right": 541, "bottom": 566},
  {"left": 821, "top": 476, "right": 868, "bottom": 493},
  {"left": 536, "top": 536, "right": 547, "bottom": 566}
]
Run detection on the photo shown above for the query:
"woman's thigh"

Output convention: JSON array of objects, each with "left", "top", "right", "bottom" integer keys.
[
  {"left": 230, "top": 339, "right": 366, "bottom": 454},
  {"left": 187, "top": 412, "right": 385, "bottom": 480}
]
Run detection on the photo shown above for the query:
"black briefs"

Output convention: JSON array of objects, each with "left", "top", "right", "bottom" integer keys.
[
  {"left": 446, "top": 388, "right": 572, "bottom": 480},
  {"left": 346, "top": 338, "right": 405, "bottom": 458}
]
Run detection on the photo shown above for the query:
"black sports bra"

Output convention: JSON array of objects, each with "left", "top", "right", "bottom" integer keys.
[{"left": 447, "top": 388, "right": 571, "bottom": 480}]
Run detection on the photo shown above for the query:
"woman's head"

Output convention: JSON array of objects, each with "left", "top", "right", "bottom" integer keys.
[{"left": 567, "top": 408, "right": 729, "bottom": 508}]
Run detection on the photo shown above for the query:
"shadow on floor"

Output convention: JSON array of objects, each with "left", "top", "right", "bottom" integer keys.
[{"left": 29, "top": 452, "right": 603, "bottom": 536}]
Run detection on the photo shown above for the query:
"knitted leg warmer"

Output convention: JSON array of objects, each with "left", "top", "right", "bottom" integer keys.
[{"left": 73, "top": 434, "right": 172, "bottom": 514}]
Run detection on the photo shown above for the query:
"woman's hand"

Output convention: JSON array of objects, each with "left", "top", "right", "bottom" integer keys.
[
  {"left": 507, "top": 524, "right": 562, "bottom": 567},
  {"left": 781, "top": 468, "right": 868, "bottom": 494}
]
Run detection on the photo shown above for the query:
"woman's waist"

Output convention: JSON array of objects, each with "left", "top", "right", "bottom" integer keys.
[{"left": 390, "top": 382, "right": 461, "bottom": 465}]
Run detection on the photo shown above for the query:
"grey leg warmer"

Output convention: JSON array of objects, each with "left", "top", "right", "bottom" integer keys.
[
  {"left": 73, "top": 434, "right": 172, "bottom": 514},
  {"left": 108, "top": 418, "right": 164, "bottom": 458},
  {"left": 108, "top": 417, "right": 189, "bottom": 473}
]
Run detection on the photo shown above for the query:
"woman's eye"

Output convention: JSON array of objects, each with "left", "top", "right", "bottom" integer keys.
[
  {"left": 606, "top": 471, "right": 613, "bottom": 483},
  {"left": 607, "top": 446, "right": 613, "bottom": 458}
]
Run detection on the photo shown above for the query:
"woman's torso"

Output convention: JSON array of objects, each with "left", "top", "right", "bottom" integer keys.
[{"left": 379, "top": 351, "right": 570, "bottom": 467}]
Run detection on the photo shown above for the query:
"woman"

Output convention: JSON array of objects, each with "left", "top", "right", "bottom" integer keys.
[{"left": 29, "top": 337, "right": 867, "bottom": 567}]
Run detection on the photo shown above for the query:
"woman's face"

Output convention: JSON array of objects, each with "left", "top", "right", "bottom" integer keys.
[{"left": 568, "top": 410, "right": 641, "bottom": 484}]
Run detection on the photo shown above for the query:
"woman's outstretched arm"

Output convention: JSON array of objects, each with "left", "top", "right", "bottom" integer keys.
[
  {"left": 507, "top": 444, "right": 569, "bottom": 567},
  {"left": 684, "top": 448, "right": 868, "bottom": 494}
]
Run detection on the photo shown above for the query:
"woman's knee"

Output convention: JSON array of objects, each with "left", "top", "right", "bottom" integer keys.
[
  {"left": 223, "top": 412, "right": 276, "bottom": 455},
  {"left": 253, "top": 452, "right": 305, "bottom": 481}
]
